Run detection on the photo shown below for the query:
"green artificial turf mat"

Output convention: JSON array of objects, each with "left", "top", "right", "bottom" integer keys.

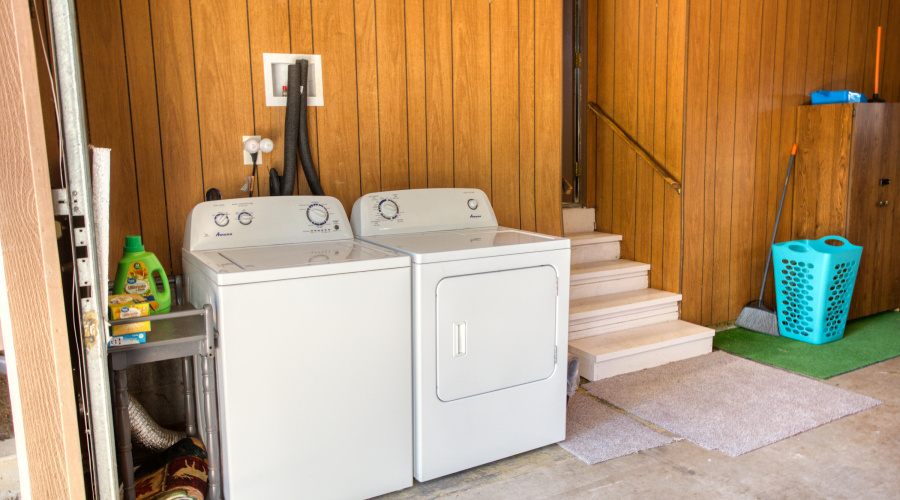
[{"left": 713, "top": 311, "right": 900, "bottom": 379}]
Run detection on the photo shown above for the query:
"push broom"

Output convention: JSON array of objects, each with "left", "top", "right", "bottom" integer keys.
[{"left": 735, "top": 143, "right": 798, "bottom": 336}]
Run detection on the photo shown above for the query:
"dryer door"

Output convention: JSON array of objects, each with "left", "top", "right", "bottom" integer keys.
[{"left": 435, "top": 265, "right": 558, "bottom": 402}]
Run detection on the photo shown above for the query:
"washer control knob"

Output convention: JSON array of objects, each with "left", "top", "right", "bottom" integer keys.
[
  {"left": 306, "top": 203, "right": 329, "bottom": 226},
  {"left": 379, "top": 199, "right": 400, "bottom": 220},
  {"left": 214, "top": 213, "right": 229, "bottom": 227},
  {"left": 238, "top": 211, "right": 253, "bottom": 225},
  {"left": 467, "top": 199, "right": 478, "bottom": 210}
]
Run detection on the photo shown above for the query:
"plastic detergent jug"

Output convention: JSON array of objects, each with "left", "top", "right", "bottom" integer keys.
[{"left": 113, "top": 235, "right": 171, "bottom": 314}]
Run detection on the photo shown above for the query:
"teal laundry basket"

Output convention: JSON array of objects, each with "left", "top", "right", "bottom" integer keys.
[{"left": 773, "top": 236, "right": 862, "bottom": 344}]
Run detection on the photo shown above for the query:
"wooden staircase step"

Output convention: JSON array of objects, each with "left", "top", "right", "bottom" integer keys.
[
  {"left": 569, "top": 305, "right": 679, "bottom": 340},
  {"left": 569, "top": 288, "right": 682, "bottom": 323},
  {"left": 571, "top": 259, "right": 649, "bottom": 282},
  {"left": 566, "top": 232, "right": 622, "bottom": 245},
  {"left": 567, "top": 232, "right": 622, "bottom": 264},
  {"left": 569, "top": 320, "right": 714, "bottom": 381},
  {"left": 570, "top": 259, "right": 649, "bottom": 300}
]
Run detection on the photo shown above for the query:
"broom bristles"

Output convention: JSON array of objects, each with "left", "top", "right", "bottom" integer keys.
[{"left": 735, "top": 305, "right": 780, "bottom": 336}]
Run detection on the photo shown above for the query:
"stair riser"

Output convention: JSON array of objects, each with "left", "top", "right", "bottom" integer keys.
[
  {"left": 570, "top": 275, "right": 649, "bottom": 300},
  {"left": 569, "top": 310, "right": 679, "bottom": 340},
  {"left": 570, "top": 296, "right": 682, "bottom": 323},
  {"left": 563, "top": 208, "right": 596, "bottom": 234},
  {"left": 571, "top": 242, "right": 620, "bottom": 264},
  {"left": 570, "top": 303, "right": 679, "bottom": 330},
  {"left": 574, "top": 337, "right": 713, "bottom": 382}
]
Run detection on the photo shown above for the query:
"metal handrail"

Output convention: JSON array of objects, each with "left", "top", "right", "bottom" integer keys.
[{"left": 587, "top": 102, "right": 682, "bottom": 195}]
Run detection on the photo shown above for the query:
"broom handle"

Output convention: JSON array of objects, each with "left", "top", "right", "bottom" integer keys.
[
  {"left": 875, "top": 26, "right": 882, "bottom": 95},
  {"left": 759, "top": 143, "right": 798, "bottom": 303}
]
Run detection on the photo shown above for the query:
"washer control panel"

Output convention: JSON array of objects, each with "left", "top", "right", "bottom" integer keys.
[
  {"left": 184, "top": 196, "right": 352, "bottom": 251},
  {"left": 351, "top": 188, "right": 498, "bottom": 237}
]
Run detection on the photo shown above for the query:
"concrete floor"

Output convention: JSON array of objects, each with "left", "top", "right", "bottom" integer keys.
[{"left": 377, "top": 356, "right": 900, "bottom": 499}]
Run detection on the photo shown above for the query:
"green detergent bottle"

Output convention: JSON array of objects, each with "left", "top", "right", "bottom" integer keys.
[{"left": 113, "top": 235, "right": 171, "bottom": 314}]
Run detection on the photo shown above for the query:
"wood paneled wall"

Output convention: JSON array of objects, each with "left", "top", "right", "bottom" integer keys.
[
  {"left": 583, "top": 0, "right": 687, "bottom": 295},
  {"left": 682, "top": 0, "right": 900, "bottom": 326},
  {"left": 76, "top": 0, "right": 563, "bottom": 276},
  {"left": 585, "top": 0, "right": 900, "bottom": 325}
]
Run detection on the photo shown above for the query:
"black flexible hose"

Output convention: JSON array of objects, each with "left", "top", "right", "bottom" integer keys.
[
  {"left": 296, "top": 59, "right": 325, "bottom": 196},
  {"left": 269, "top": 168, "right": 282, "bottom": 196},
  {"left": 280, "top": 63, "right": 302, "bottom": 196}
]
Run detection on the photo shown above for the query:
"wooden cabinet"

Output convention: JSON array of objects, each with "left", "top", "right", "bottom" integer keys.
[{"left": 794, "top": 103, "right": 900, "bottom": 320}]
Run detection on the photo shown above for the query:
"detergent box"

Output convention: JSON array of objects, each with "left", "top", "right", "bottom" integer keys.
[
  {"left": 108, "top": 332, "right": 147, "bottom": 347},
  {"left": 108, "top": 293, "right": 153, "bottom": 336}
]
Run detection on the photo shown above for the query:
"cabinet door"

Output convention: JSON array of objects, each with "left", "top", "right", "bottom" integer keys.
[
  {"left": 435, "top": 266, "right": 558, "bottom": 402},
  {"left": 847, "top": 104, "right": 898, "bottom": 318},
  {"left": 882, "top": 106, "right": 900, "bottom": 313}
]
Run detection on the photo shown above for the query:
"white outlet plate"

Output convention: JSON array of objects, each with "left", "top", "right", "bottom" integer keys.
[
  {"left": 242, "top": 135, "right": 261, "bottom": 166},
  {"left": 262, "top": 53, "right": 324, "bottom": 107}
]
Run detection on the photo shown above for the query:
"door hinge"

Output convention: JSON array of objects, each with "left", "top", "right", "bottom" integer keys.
[
  {"left": 574, "top": 161, "right": 581, "bottom": 177},
  {"left": 574, "top": 52, "right": 582, "bottom": 68},
  {"left": 52, "top": 189, "right": 69, "bottom": 216}
]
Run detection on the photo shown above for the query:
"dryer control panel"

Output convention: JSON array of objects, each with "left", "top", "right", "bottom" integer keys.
[
  {"left": 351, "top": 188, "right": 498, "bottom": 237},
  {"left": 184, "top": 196, "right": 353, "bottom": 251}
]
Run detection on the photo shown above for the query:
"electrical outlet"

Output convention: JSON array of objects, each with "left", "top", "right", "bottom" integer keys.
[
  {"left": 262, "top": 53, "right": 324, "bottom": 107},
  {"left": 242, "top": 135, "right": 261, "bottom": 166}
]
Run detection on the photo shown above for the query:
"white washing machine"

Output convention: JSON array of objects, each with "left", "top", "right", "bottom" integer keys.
[
  {"left": 182, "top": 196, "right": 412, "bottom": 499},
  {"left": 351, "top": 188, "right": 570, "bottom": 481}
]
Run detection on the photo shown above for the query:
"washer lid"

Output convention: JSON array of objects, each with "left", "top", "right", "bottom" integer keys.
[
  {"left": 360, "top": 227, "right": 570, "bottom": 264},
  {"left": 182, "top": 240, "right": 409, "bottom": 285}
]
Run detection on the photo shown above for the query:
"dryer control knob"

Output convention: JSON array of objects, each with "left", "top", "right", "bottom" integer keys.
[
  {"left": 379, "top": 199, "right": 399, "bottom": 220},
  {"left": 306, "top": 203, "right": 329, "bottom": 226},
  {"left": 467, "top": 199, "right": 478, "bottom": 210},
  {"left": 238, "top": 211, "right": 253, "bottom": 225},
  {"left": 214, "top": 213, "right": 229, "bottom": 227}
]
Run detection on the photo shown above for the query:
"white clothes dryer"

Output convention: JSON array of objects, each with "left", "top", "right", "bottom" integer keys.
[
  {"left": 351, "top": 188, "right": 570, "bottom": 482},
  {"left": 182, "top": 196, "right": 412, "bottom": 499}
]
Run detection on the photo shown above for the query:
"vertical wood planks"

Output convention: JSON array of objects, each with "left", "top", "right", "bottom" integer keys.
[
  {"left": 452, "top": 0, "right": 492, "bottom": 197},
  {"left": 662, "top": 0, "right": 686, "bottom": 294},
  {"left": 699, "top": 0, "right": 723, "bottom": 324},
  {"left": 491, "top": 0, "right": 521, "bottom": 228},
  {"left": 376, "top": 0, "right": 411, "bottom": 192},
  {"left": 248, "top": 1, "right": 291, "bottom": 197},
  {"left": 191, "top": 0, "right": 255, "bottom": 200},
  {"left": 290, "top": 0, "right": 320, "bottom": 195},
  {"left": 651, "top": 0, "right": 670, "bottom": 291},
  {"left": 748, "top": 0, "right": 781, "bottom": 304},
  {"left": 355, "top": 0, "right": 382, "bottom": 196},
  {"left": 311, "top": 0, "right": 362, "bottom": 213},
  {"left": 595, "top": 0, "right": 615, "bottom": 234},
  {"left": 120, "top": 0, "right": 173, "bottom": 274},
  {"left": 709, "top": 0, "right": 740, "bottom": 323},
  {"left": 75, "top": 0, "right": 141, "bottom": 277},
  {"left": 149, "top": 0, "right": 205, "bottom": 275},
  {"left": 682, "top": 0, "right": 711, "bottom": 323},
  {"left": 612, "top": 0, "right": 639, "bottom": 259},
  {"left": 424, "top": 1, "right": 454, "bottom": 188},
  {"left": 519, "top": 0, "right": 537, "bottom": 231},
  {"left": 583, "top": 0, "right": 600, "bottom": 211},
  {"left": 634, "top": 0, "right": 657, "bottom": 267},
  {"left": 728, "top": 0, "right": 763, "bottom": 318},
  {"left": 534, "top": 0, "right": 563, "bottom": 236},
  {"left": 406, "top": 0, "right": 428, "bottom": 189}
]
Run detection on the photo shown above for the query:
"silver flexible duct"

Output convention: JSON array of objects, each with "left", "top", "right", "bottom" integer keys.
[{"left": 128, "top": 394, "right": 186, "bottom": 452}]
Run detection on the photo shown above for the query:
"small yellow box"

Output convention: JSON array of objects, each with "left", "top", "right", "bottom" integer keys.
[{"left": 109, "top": 294, "right": 152, "bottom": 336}]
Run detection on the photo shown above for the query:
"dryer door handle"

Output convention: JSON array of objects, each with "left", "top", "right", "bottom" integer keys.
[{"left": 453, "top": 322, "right": 467, "bottom": 357}]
